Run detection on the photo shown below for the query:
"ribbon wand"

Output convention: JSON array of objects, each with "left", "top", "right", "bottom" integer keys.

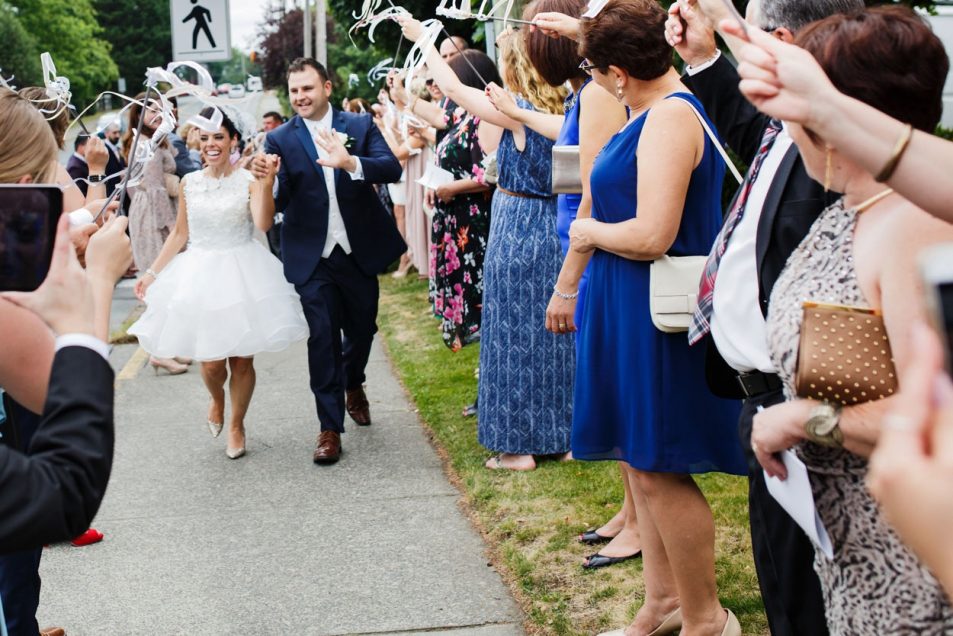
[{"left": 117, "top": 84, "right": 155, "bottom": 214}]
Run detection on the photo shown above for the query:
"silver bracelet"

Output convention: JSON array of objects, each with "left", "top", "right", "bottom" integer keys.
[
  {"left": 553, "top": 286, "right": 578, "bottom": 300},
  {"left": 145, "top": 268, "right": 159, "bottom": 279}
]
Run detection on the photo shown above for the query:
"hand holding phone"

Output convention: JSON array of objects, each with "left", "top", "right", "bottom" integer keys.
[{"left": 0, "top": 185, "right": 63, "bottom": 292}]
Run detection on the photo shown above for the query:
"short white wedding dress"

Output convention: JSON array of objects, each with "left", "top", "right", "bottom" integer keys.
[{"left": 129, "top": 168, "right": 308, "bottom": 360}]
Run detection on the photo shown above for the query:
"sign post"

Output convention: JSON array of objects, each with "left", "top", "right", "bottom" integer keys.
[{"left": 171, "top": 0, "right": 231, "bottom": 63}]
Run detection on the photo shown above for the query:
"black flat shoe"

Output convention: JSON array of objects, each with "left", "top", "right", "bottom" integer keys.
[
  {"left": 582, "top": 550, "right": 642, "bottom": 570},
  {"left": 578, "top": 530, "right": 616, "bottom": 545},
  {"left": 461, "top": 402, "right": 478, "bottom": 418}
]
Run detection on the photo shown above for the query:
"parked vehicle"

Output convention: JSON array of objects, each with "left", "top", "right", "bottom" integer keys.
[
  {"left": 228, "top": 85, "right": 246, "bottom": 99},
  {"left": 246, "top": 76, "right": 263, "bottom": 92}
]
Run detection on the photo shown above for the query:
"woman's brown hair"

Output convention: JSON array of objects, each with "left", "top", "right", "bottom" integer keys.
[
  {"left": 796, "top": 6, "right": 948, "bottom": 133},
  {"left": 121, "top": 92, "right": 169, "bottom": 161},
  {"left": 579, "top": 0, "right": 672, "bottom": 81},
  {"left": 0, "top": 88, "right": 58, "bottom": 183},
  {"left": 18, "top": 86, "right": 69, "bottom": 150},
  {"left": 523, "top": 0, "right": 588, "bottom": 86}
]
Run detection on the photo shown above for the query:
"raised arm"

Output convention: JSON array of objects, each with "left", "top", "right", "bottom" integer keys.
[
  {"left": 250, "top": 157, "right": 280, "bottom": 232},
  {"left": 397, "top": 15, "right": 520, "bottom": 132},
  {"left": 487, "top": 83, "right": 563, "bottom": 141}
]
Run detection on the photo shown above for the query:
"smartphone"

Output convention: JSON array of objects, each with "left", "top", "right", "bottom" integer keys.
[
  {"left": 920, "top": 242, "right": 953, "bottom": 370},
  {"left": 0, "top": 185, "right": 63, "bottom": 292}
]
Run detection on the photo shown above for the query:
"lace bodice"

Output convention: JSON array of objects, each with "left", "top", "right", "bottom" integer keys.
[{"left": 184, "top": 169, "right": 256, "bottom": 250}]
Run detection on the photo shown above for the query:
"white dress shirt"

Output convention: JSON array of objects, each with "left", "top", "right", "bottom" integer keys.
[
  {"left": 709, "top": 127, "right": 795, "bottom": 373},
  {"left": 303, "top": 109, "right": 365, "bottom": 259},
  {"left": 55, "top": 334, "right": 110, "bottom": 362}
]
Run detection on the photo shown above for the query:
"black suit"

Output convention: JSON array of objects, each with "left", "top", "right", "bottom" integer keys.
[
  {"left": 102, "top": 138, "right": 125, "bottom": 198},
  {"left": 265, "top": 110, "right": 403, "bottom": 434},
  {"left": 683, "top": 55, "right": 834, "bottom": 636},
  {"left": 0, "top": 346, "right": 114, "bottom": 553},
  {"left": 65, "top": 154, "right": 89, "bottom": 198}
]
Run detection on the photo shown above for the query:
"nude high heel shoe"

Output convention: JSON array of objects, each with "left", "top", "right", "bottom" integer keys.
[
  {"left": 721, "top": 610, "right": 741, "bottom": 636},
  {"left": 150, "top": 357, "right": 188, "bottom": 376},
  {"left": 226, "top": 424, "right": 246, "bottom": 459},
  {"left": 596, "top": 607, "right": 682, "bottom": 636}
]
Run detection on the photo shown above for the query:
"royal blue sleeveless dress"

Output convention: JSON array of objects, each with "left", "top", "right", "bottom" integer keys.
[
  {"left": 556, "top": 79, "right": 591, "bottom": 327},
  {"left": 477, "top": 100, "right": 575, "bottom": 456},
  {"left": 571, "top": 93, "right": 746, "bottom": 475}
]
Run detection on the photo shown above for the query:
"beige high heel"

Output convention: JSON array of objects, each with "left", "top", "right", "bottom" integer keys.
[
  {"left": 226, "top": 424, "right": 246, "bottom": 459},
  {"left": 596, "top": 607, "right": 682, "bottom": 636},
  {"left": 150, "top": 357, "right": 188, "bottom": 376},
  {"left": 721, "top": 610, "right": 741, "bottom": 636}
]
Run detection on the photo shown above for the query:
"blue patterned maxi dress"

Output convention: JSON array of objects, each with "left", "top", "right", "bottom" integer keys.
[{"left": 477, "top": 105, "right": 575, "bottom": 456}]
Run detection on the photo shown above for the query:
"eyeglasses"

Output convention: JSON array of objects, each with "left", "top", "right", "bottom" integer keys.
[
  {"left": 425, "top": 79, "right": 435, "bottom": 87},
  {"left": 579, "top": 59, "right": 600, "bottom": 75}
]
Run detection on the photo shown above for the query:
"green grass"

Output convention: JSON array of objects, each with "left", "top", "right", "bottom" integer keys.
[{"left": 376, "top": 275, "right": 768, "bottom": 635}]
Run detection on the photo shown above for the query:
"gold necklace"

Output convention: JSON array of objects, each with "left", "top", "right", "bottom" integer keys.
[{"left": 853, "top": 188, "right": 895, "bottom": 214}]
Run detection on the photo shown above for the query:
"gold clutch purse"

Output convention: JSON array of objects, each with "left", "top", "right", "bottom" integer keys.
[{"left": 794, "top": 302, "right": 898, "bottom": 405}]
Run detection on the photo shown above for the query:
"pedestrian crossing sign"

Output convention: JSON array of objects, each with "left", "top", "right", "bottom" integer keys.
[{"left": 171, "top": 0, "right": 231, "bottom": 62}]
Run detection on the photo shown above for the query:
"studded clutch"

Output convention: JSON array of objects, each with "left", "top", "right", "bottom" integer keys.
[{"left": 794, "top": 301, "right": 898, "bottom": 406}]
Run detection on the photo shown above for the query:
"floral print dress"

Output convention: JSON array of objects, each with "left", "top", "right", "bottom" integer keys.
[{"left": 430, "top": 103, "right": 493, "bottom": 351}]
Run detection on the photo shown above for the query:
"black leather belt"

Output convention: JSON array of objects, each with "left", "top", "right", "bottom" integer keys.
[{"left": 735, "top": 370, "right": 782, "bottom": 398}]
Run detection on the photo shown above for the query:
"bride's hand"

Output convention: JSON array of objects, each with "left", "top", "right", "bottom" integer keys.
[
  {"left": 134, "top": 276, "right": 152, "bottom": 301},
  {"left": 257, "top": 154, "right": 281, "bottom": 182}
]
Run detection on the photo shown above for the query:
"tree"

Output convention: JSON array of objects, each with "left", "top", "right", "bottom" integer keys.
[
  {"left": 207, "top": 47, "right": 262, "bottom": 85},
  {"left": 0, "top": 3, "right": 42, "bottom": 88},
  {"left": 93, "top": 0, "right": 172, "bottom": 94},
  {"left": 9, "top": 0, "right": 118, "bottom": 108}
]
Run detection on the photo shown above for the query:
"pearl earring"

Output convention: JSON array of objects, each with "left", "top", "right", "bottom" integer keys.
[{"left": 616, "top": 85, "right": 623, "bottom": 99}]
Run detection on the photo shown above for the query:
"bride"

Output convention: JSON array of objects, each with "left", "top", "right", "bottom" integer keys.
[{"left": 129, "top": 108, "right": 308, "bottom": 459}]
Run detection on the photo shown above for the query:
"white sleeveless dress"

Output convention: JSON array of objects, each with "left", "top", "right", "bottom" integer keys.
[{"left": 129, "top": 169, "right": 308, "bottom": 361}]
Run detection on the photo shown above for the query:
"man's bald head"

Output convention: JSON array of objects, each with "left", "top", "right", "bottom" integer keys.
[{"left": 439, "top": 36, "right": 469, "bottom": 61}]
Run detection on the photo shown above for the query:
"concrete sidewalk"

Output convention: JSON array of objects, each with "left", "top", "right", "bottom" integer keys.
[{"left": 37, "top": 297, "right": 523, "bottom": 635}]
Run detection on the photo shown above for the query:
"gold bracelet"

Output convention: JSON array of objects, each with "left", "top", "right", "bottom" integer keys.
[{"left": 875, "top": 123, "right": 913, "bottom": 183}]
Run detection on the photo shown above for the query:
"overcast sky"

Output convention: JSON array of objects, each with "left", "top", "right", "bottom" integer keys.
[{"left": 228, "top": 0, "right": 272, "bottom": 52}]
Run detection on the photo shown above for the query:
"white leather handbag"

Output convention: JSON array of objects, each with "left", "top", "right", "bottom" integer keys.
[{"left": 648, "top": 96, "right": 743, "bottom": 333}]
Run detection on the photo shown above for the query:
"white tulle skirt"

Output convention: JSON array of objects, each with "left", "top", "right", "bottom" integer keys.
[{"left": 129, "top": 240, "right": 309, "bottom": 361}]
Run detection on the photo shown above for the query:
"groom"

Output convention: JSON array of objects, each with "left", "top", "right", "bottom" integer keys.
[{"left": 253, "top": 58, "right": 404, "bottom": 464}]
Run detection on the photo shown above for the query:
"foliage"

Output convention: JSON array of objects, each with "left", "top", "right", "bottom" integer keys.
[
  {"left": 206, "top": 47, "right": 262, "bottom": 85},
  {"left": 10, "top": 0, "right": 118, "bottom": 108},
  {"left": 93, "top": 0, "right": 171, "bottom": 96},
  {"left": 0, "top": 3, "right": 41, "bottom": 88},
  {"left": 258, "top": 5, "right": 306, "bottom": 90}
]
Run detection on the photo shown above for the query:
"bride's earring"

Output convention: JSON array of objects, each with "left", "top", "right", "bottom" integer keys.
[{"left": 616, "top": 84, "right": 624, "bottom": 101}]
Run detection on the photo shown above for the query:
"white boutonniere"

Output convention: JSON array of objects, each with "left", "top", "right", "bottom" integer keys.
[{"left": 335, "top": 131, "right": 356, "bottom": 149}]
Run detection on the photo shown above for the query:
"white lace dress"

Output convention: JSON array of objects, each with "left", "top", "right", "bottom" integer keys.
[{"left": 129, "top": 169, "right": 308, "bottom": 361}]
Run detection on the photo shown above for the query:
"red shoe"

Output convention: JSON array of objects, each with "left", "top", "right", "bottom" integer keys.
[{"left": 71, "top": 528, "right": 104, "bottom": 547}]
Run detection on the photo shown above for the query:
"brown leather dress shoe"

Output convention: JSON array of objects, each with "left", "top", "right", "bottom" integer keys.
[
  {"left": 346, "top": 387, "right": 372, "bottom": 426},
  {"left": 313, "top": 430, "right": 342, "bottom": 464}
]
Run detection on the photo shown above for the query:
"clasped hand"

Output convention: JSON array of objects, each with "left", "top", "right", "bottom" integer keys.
[
  {"left": 568, "top": 218, "right": 598, "bottom": 253},
  {"left": 250, "top": 153, "right": 281, "bottom": 182}
]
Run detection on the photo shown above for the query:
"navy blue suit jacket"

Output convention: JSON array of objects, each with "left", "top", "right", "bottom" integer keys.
[{"left": 264, "top": 109, "right": 405, "bottom": 284}]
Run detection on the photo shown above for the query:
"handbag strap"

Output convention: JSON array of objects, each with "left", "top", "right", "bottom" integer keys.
[{"left": 667, "top": 95, "right": 743, "bottom": 185}]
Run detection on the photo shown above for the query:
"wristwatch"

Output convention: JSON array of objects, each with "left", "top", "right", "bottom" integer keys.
[
  {"left": 804, "top": 402, "right": 844, "bottom": 447},
  {"left": 88, "top": 174, "right": 106, "bottom": 183}
]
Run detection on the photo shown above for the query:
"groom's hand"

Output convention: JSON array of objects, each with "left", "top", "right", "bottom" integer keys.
[
  {"left": 314, "top": 128, "right": 358, "bottom": 173},
  {"left": 251, "top": 152, "right": 273, "bottom": 180}
]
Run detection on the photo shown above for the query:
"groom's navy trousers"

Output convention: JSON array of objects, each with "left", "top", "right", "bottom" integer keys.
[
  {"left": 266, "top": 109, "right": 404, "bottom": 434},
  {"left": 295, "top": 247, "right": 378, "bottom": 433}
]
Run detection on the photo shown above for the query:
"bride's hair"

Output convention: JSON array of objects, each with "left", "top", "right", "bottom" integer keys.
[{"left": 198, "top": 106, "right": 240, "bottom": 140}]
